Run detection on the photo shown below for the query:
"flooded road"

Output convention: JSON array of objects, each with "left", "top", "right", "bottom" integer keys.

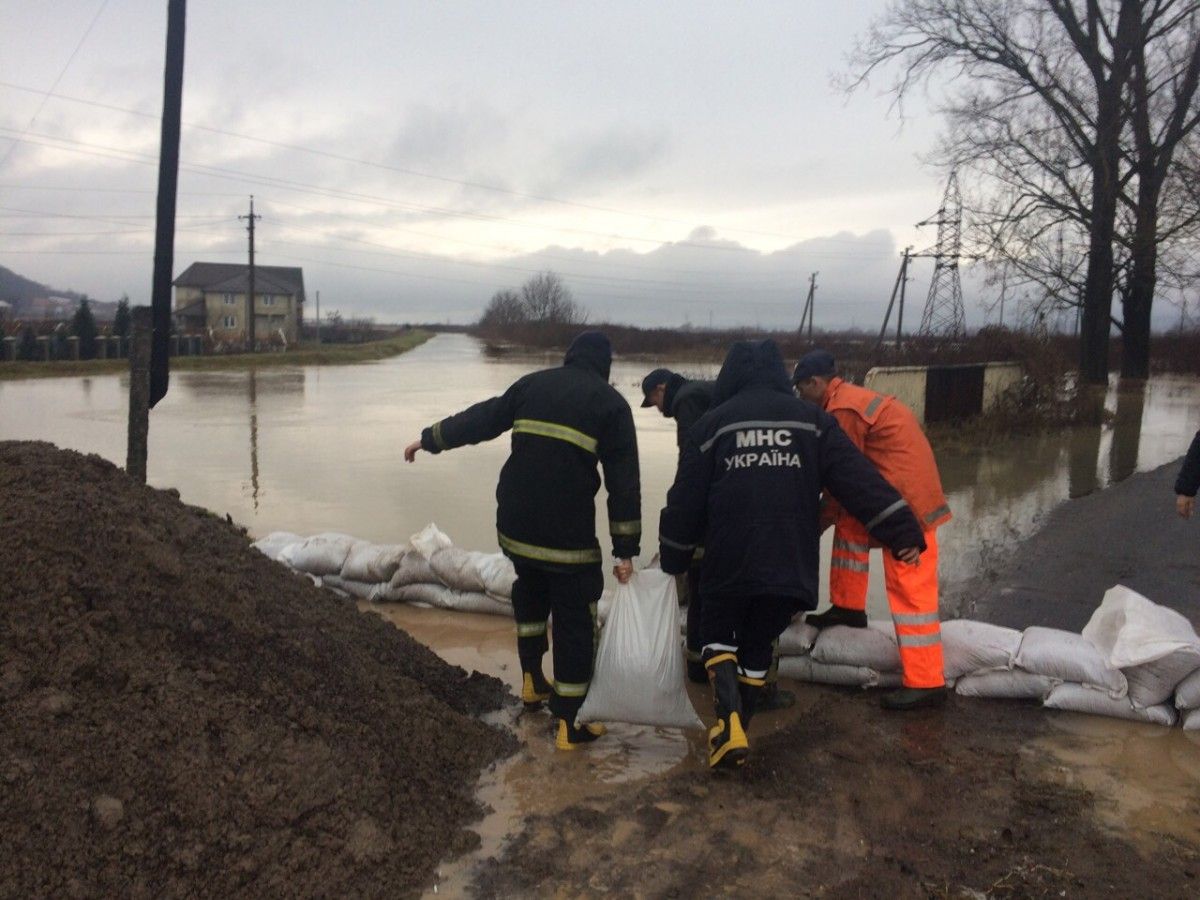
[{"left": 3, "top": 332, "right": 1198, "bottom": 617}]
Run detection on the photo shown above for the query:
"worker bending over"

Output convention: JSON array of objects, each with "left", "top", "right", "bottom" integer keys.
[
  {"left": 659, "top": 340, "right": 925, "bottom": 770},
  {"left": 405, "top": 331, "right": 641, "bottom": 750},
  {"left": 793, "top": 349, "right": 951, "bottom": 711}
]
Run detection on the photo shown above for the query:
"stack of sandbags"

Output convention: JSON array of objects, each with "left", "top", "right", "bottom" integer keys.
[
  {"left": 777, "top": 621, "right": 903, "bottom": 688},
  {"left": 252, "top": 524, "right": 517, "bottom": 617}
]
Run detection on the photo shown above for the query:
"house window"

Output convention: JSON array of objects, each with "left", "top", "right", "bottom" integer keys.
[
  {"left": 223, "top": 293, "right": 235, "bottom": 305},
  {"left": 263, "top": 294, "right": 275, "bottom": 306},
  {"left": 223, "top": 315, "right": 237, "bottom": 328}
]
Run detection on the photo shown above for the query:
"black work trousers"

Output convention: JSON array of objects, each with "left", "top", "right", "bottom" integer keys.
[
  {"left": 700, "top": 592, "right": 797, "bottom": 676},
  {"left": 510, "top": 562, "right": 603, "bottom": 721}
]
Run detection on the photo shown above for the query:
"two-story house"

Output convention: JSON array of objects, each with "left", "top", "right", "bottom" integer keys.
[{"left": 173, "top": 262, "right": 305, "bottom": 345}]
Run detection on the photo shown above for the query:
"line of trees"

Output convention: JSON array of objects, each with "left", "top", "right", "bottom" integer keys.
[
  {"left": 479, "top": 272, "right": 586, "bottom": 330},
  {"left": 850, "top": 0, "right": 1200, "bottom": 381}
]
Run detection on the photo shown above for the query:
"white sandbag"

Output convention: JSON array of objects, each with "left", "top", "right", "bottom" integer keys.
[
  {"left": 429, "top": 547, "right": 492, "bottom": 594},
  {"left": 1043, "top": 683, "right": 1177, "bottom": 727},
  {"left": 251, "top": 531, "right": 303, "bottom": 562},
  {"left": 777, "top": 620, "right": 819, "bottom": 656},
  {"left": 1014, "top": 627, "right": 1127, "bottom": 697},
  {"left": 1081, "top": 585, "right": 1200, "bottom": 708},
  {"left": 1175, "top": 668, "right": 1200, "bottom": 710},
  {"left": 341, "top": 541, "right": 405, "bottom": 584},
  {"left": 410, "top": 523, "right": 453, "bottom": 560},
  {"left": 954, "top": 669, "right": 1055, "bottom": 700},
  {"left": 477, "top": 552, "right": 516, "bottom": 598},
  {"left": 321, "top": 574, "right": 387, "bottom": 601},
  {"left": 578, "top": 570, "right": 702, "bottom": 729},
  {"left": 810, "top": 622, "right": 901, "bottom": 672},
  {"left": 288, "top": 532, "right": 358, "bottom": 576},
  {"left": 941, "top": 620, "right": 1022, "bottom": 679},
  {"left": 388, "top": 552, "right": 438, "bottom": 588},
  {"left": 385, "top": 582, "right": 513, "bottom": 617},
  {"left": 777, "top": 655, "right": 900, "bottom": 689},
  {"left": 1183, "top": 709, "right": 1200, "bottom": 731}
]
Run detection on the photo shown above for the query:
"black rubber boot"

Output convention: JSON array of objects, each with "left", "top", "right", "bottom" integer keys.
[
  {"left": 704, "top": 653, "right": 749, "bottom": 770},
  {"left": 554, "top": 718, "right": 606, "bottom": 750},
  {"left": 805, "top": 606, "right": 868, "bottom": 630},
  {"left": 880, "top": 686, "right": 948, "bottom": 711},
  {"left": 757, "top": 681, "right": 796, "bottom": 712},
  {"left": 738, "top": 680, "right": 763, "bottom": 729}
]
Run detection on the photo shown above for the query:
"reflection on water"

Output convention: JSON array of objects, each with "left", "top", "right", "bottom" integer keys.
[{"left": 1, "top": 335, "right": 1198, "bottom": 612}]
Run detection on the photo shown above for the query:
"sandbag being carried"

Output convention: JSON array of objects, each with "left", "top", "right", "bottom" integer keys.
[
  {"left": 941, "top": 620, "right": 1022, "bottom": 679},
  {"left": 1013, "top": 627, "right": 1127, "bottom": 697},
  {"left": 578, "top": 569, "right": 702, "bottom": 729},
  {"left": 810, "top": 622, "right": 901, "bottom": 672},
  {"left": 954, "top": 669, "right": 1055, "bottom": 700},
  {"left": 1043, "top": 682, "right": 1177, "bottom": 727},
  {"left": 287, "top": 532, "right": 358, "bottom": 576},
  {"left": 1082, "top": 585, "right": 1200, "bottom": 708},
  {"left": 341, "top": 541, "right": 405, "bottom": 584},
  {"left": 777, "top": 655, "right": 901, "bottom": 689}
]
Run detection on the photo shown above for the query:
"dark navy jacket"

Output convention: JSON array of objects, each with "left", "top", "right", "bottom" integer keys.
[
  {"left": 1178, "top": 430, "right": 1200, "bottom": 497},
  {"left": 658, "top": 340, "right": 925, "bottom": 608},
  {"left": 663, "top": 374, "right": 717, "bottom": 452},
  {"left": 421, "top": 332, "right": 641, "bottom": 569}
]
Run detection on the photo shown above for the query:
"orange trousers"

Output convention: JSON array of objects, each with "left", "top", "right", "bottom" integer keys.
[{"left": 830, "top": 517, "right": 945, "bottom": 689}]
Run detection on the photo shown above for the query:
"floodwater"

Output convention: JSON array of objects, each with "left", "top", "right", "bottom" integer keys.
[
  {"left": 3, "top": 332, "right": 1199, "bottom": 888},
  {"left": 2, "top": 332, "right": 1197, "bottom": 617}
]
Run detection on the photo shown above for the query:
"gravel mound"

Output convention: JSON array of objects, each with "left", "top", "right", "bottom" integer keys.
[{"left": 0, "top": 441, "right": 515, "bottom": 899}]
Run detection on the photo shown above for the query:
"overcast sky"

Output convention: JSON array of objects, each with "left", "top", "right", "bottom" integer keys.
[{"left": 1, "top": 0, "right": 1042, "bottom": 330}]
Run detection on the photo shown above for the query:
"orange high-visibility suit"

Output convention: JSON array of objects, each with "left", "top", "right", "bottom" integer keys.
[{"left": 821, "top": 377, "right": 951, "bottom": 688}]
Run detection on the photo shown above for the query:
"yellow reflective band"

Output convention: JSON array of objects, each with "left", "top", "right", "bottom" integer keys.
[
  {"left": 555, "top": 681, "right": 590, "bottom": 698},
  {"left": 737, "top": 675, "right": 767, "bottom": 687},
  {"left": 516, "top": 621, "right": 547, "bottom": 637},
  {"left": 609, "top": 519, "right": 641, "bottom": 536},
  {"left": 432, "top": 420, "right": 448, "bottom": 451},
  {"left": 498, "top": 532, "right": 602, "bottom": 565},
  {"left": 512, "top": 418, "right": 598, "bottom": 454},
  {"left": 692, "top": 546, "right": 705, "bottom": 560},
  {"left": 705, "top": 652, "right": 738, "bottom": 669}
]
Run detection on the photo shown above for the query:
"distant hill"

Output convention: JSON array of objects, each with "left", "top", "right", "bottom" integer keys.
[{"left": 0, "top": 264, "right": 113, "bottom": 320}]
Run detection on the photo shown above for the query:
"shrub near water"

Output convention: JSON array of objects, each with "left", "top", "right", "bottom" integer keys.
[{"left": 0, "top": 441, "right": 515, "bottom": 899}]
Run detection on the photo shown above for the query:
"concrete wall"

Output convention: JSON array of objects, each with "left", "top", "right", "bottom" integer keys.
[
  {"left": 864, "top": 365, "right": 928, "bottom": 423},
  {"left": 864, "top": 361, "right": 1025, "bottom": 424}
]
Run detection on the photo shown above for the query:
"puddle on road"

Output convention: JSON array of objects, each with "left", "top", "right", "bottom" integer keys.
[
  {"left": 1033, "top": 714, "right": 1200, "bottom": 849},
  {"left": 363, "top": 601, "right": 815, "bottom": 897}
]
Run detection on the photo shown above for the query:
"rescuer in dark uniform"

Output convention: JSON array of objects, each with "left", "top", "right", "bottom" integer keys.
[
  {"left": 405, "top": 331, "right": 641, "bottom": 750},
  {"left": 640, "top": 367, "right": 796, "bottom": 712},
  {"left": 658, "top": 340, "right": 925, "bottom": 770}
]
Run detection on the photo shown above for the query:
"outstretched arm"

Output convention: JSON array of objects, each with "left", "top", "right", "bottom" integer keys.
[{"left": 406, "top": 382, "right": 522, "bottom": 462}]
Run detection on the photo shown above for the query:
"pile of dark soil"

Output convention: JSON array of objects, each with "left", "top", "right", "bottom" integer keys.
[{"left": 0, "top": 441, "right": 516, "bottom": 899}]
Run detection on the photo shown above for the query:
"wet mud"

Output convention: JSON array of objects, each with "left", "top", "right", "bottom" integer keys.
[
  {"left": 0, "top": 441, "right": 516, "bottom": 899},
  {"left": 370, "top": 603, "right": 1200, "bottom": 898}
]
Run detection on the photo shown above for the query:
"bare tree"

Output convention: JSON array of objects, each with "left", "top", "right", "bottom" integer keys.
[
  {"left": 479, "top": 289, "right": 528, "bottom": 329},
  {"left": 519, "top": 272, "right": 584, "bottom": 325},
  {"left": 849, "top": 0, "right": 1145, "bottom": 383}
]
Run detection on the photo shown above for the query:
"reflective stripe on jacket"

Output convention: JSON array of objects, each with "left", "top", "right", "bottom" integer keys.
[{"left": 823, "top": 377, "right": 951, "bottom": 531}]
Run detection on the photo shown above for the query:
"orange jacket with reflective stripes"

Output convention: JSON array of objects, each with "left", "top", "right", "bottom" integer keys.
[{"left": 822, "top": 377, "right": 951, "bottom": 532}]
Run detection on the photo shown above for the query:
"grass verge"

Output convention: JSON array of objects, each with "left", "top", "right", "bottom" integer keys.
[{"left": 0, "top": 330, "right": 432, "bottom": 381}]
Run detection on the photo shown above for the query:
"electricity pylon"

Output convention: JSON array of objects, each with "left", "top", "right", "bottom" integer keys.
[{"left": 915, "top": 172, "right": 967, "bottom": 340}]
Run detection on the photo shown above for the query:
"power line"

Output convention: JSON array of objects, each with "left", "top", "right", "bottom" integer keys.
[
  {"left": 0, "top": 79, "right": 878, "bottom": 247},
  {"left": 0, "top": 1, "right": 112, "bottom": 171}
]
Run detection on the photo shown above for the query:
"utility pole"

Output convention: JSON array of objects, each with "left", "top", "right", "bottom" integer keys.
[
  {"left": 896, "top": 249, "right": 909, "bottom": 347},
  {"left": 239, "top": 195, "right": 261, "bottom": 352},
  {"left": 874, "top": 247, "right": 912, "bottom": 356},
  {"left": 128, "top": 0, "right": 186, "bottom": 481},
  {"left": 315, "top": 289, "right": 321, "bottom": 344},
  {"left": 799, "top": 272, "right": 817, "bottom": 342}
]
